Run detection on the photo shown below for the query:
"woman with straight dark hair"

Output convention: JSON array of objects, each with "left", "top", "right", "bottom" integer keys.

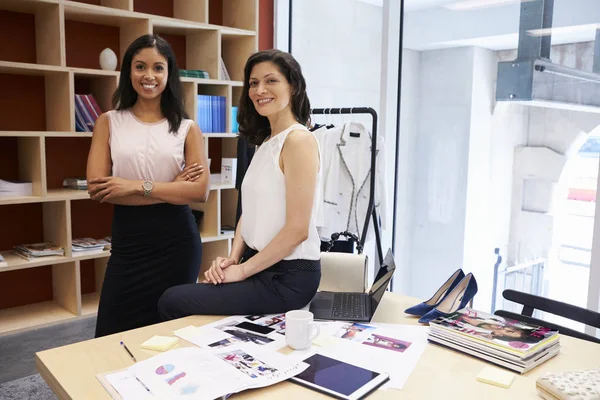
[
  {"left": 158, "top": 49, "right": 322, "bottom": 319},
  {"left": 86, "top": 34, "right": 210, "bottom": 337}
]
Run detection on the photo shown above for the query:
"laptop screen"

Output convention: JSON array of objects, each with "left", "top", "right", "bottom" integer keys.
[{"left": 369, "top": 249, "right": 396, "bottom": 315}]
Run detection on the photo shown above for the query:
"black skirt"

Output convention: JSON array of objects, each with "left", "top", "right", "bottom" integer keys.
[{"left": 95, "top": 203, "right": 202, "bottom": 337}]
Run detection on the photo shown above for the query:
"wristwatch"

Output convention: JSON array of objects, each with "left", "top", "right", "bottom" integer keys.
[{"left": 142, "top": 180, "right": 154, "bottom": 197}]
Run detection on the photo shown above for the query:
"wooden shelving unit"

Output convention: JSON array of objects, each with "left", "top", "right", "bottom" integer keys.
[{"left": 0, "top": 0, "right": 256, "bottom": 336}]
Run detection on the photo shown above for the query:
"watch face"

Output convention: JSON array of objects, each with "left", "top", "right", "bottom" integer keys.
[{"left": 143, "top": 181, "right": 153, "bottom": 191}]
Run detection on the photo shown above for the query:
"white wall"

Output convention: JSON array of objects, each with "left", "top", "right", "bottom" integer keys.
[{"left": 392, "top": 48, "right": 420, "bottom": 295}]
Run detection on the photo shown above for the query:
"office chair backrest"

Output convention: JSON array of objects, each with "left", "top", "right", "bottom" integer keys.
[{"left": 494, "top": 289, "right": 600, "bottom": 344}]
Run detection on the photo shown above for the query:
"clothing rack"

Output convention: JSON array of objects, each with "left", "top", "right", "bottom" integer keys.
[{"left": 310, "top": 107, "right": 384, "bottom": 266}]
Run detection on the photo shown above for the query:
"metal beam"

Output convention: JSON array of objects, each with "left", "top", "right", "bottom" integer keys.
[
  {"left": 517, "top": 0, "right": 554, "bottom": 61},
  {"left": 594, "top": 29, "right": 600, "bottom": 74}
]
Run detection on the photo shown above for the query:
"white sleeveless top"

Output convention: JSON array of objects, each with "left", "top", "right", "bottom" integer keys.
[
  {"left": 107, "top": 109, "right": 193, "bottom": 182},
  {"left": 241, "top": 124, "right": 322, "bottom": 260}
]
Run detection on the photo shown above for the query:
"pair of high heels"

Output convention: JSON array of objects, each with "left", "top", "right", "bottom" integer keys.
[{"left": 405, "top": 269, "right": 478, "bottom": 324}]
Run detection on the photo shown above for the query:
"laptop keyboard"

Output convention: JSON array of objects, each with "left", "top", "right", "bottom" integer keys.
[{"left": 332, "top": 293, "right": 367, "bottom": 320}]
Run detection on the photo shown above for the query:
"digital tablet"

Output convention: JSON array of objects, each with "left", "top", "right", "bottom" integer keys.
[{"left": 290, "top": 353, "right": 389, "bottom": 400}]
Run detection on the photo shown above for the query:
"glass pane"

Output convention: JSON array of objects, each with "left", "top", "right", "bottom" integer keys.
[{"left": 399, "top": 0, "right": 600, "bottom": 332}]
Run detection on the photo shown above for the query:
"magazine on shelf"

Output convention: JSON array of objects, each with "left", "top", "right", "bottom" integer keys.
[
  {"left": 0, "top": 253, "right": 6, "bottom": 267},
  {"left": 429, "top": 307, "right": 559, "bottom": 355},
  {"left": 13, "top": 242, "right": 64, "bottom": 260},
  {"left": 0, "top": 179, "right": 33, "bottom": 197},
  {"left": 72, "top": 237, "right": 110, "bottom": 254}
]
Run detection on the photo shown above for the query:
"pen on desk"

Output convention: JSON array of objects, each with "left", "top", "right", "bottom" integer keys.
[{"left": 120, "top": 341, "right": 136, "bottom": 362}]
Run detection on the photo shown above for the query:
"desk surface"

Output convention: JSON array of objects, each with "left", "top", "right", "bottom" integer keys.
[{"left": 37, "top": 292, "right": 599, "bottom": 400}]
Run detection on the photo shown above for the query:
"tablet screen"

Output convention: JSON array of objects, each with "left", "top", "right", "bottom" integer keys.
[{"left": 293, "top": 353, "right": 381, "bottom": 397}]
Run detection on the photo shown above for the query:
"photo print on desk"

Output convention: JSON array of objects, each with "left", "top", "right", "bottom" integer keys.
[
  {"left": 334, "top": 323, "right": 376, "bottom": 343},
  {"left": 216, "top": 349, "right": 278, "bottom": 379},
  {"left": 362, "top": 334, "right": 412, "bottom": 353},
  {"left": 210, "top": 320, "right": 275, "bottom": 348}
]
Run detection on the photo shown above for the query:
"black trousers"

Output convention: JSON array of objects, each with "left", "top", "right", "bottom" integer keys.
[{"left": 158, "top": 248, "right": 321, "bottom": 320}]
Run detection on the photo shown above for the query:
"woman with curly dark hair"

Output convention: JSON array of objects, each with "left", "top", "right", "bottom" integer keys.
[{"left": 158, "top": 49, "right": 322, "bottom": 319}]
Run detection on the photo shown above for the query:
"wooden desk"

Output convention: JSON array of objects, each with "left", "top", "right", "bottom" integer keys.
[{"left": 37, "top": 293, "right": 599, "bottom": 399}]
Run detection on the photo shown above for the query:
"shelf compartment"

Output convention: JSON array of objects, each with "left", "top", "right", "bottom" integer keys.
[
  {"left": 152, "top": 23, "right": 220, "bottom": 79},
  {"left": 209, "top": 0, "right": 257, "bottom": 32},
  {"left": 197, "top": 84, "right": 231, "bottom": 134},
  {"left": 198, "top": 238, "right": 229, "bottom": 279},
  {"left": 71, "top": 199, "right": 114, "bottom": 251},
  {"left": 221, "top": 35, "right": 256, "bottom": 81},
  {"left": 64, "top": 3, "right": 151, "bottom": 70},
  {"left": 182, "top": 81, "right": 197, "bottom": 122},
  {"left": 190, "top": 189, "right": 219, "bottom": 238},
  {"left": 45, "top": 137, "right": 91, "bottom": 192},
  {"left": 0, "top": 261, "right": 80, "bottom": 335},
  {"left": 207, "top": 136, "right": 238, "bottom": 176},
  {"left": 0, "top": 69, "right": 71, "bottom": 132},
  {"left": 135, "top": 0, "right": 208, "bottom": 23},
  {"left": 69, "top": 0, "right": 132, "bottom": 11},
  {"left": 80, "top": 256, "right": 107, "bottom": 316},
  {"left": 73, "top": 69, "right": 118, "bottom": 130},
  {"left": 220, "top": 187, "right": 237, "bottom": 236},
  {"left": 0, "top": 0, "right": 63, "bottom": 66},
  {"left": 0, "top": 137, "right": 45, "bottom": 197}
]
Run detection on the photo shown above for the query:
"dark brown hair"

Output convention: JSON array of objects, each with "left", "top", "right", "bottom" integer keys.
[
  {"left": 113, "top": 34, "right": 188, "bottom": 133},
  {"left": 237, "top": 49, "right": 311, "bottom": 145}
]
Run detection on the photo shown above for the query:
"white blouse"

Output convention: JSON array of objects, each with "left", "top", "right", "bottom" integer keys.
[
  {"left": 241, "top": 123, "right": 322, "bottom": 260},
  {"left": 108, "top": 109, "right": 193, "bottom": 182}
]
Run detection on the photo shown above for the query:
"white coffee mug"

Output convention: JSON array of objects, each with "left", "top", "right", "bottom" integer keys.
[{"left": 285, "top": 310, "right": 320, "bottom": 350}]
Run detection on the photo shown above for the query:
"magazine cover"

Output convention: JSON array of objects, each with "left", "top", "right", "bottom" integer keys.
[{"left": 430, "top": 307, "right": 559, "bottom": 352}]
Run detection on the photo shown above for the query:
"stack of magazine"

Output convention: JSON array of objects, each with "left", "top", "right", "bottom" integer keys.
[
  {"left": 13, "top": 242, "right": 65, "bottom": 260},
  {"left": 72, "top": 238, "right": 110, "bottom": 255},
  {"left": 428, "top": 308, "right": 560, "bottom": 373}
]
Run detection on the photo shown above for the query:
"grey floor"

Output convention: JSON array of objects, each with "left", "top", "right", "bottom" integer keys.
[{"left": 0, "top": 316, "right": 96, "bottom": 400}]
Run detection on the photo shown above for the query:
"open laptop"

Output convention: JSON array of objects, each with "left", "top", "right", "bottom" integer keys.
[{"left": 310, "top": 248, "right": 396, "bottom": 322}]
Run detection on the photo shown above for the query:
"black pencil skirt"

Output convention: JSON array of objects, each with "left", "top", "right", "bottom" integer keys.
[
  {"left": 157, "top": 248, "right": 321, "bottom": 320},
  {"left": 94, "top": 203, "right": 202, "bottom": 338}
]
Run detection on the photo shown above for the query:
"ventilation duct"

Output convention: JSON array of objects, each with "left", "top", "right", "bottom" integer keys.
[{"left": 496, "top": 0, "right": 600, "bottom": 113}]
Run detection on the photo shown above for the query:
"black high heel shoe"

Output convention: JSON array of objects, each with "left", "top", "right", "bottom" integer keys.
[{"left": 404, "top": 269, "right": 465, "bottom": 317}]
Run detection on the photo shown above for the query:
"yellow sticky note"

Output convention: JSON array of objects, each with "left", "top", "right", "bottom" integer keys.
[
  {"left": 312, "top": 334, "right": 341, "bottom": 348},
  {"left": 476, "top": 366, "right": 515, "bottom": 389},
  {"left": 141, "top": 335, "right": 179, "bottom": 352}
]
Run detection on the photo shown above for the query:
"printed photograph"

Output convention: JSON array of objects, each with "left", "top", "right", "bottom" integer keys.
[
  {"left": 216, "top": 349, "right": 278, "bottom": 379},
  {"left": 210, "top": 320, "right": 275, "bottom": 347},
  {"left": 362, "top": 334, "right": 412, "bottom": 353},
  {"left": 245, "top": 315, "right": 263, "bottom": 322},
  {"left": 272, "top": 320, "right": 286, "bottom": 335},
  {"left": 334, "top": 323, "right": 376, "bottom": 342}
]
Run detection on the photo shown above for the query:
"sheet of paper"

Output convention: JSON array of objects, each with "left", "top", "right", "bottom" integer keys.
[
  {"left": 104, "top": 370, "right": 155, "bottom": 400},
  {"left": 195, "top": 316, "right": 288, "bottom": 351},
  {"left": 128, "top": 346, "right": 308, "bottom": 400},
  {"left": 291, "top": 322, "right": 429, "bottom": 391}
]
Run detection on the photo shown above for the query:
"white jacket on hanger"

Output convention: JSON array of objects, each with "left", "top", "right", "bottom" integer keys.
[{"left": 317, "top": 121, "right": 386, "bottom": 243}]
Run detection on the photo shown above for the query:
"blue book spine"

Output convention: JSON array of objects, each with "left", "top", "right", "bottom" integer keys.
[
  {"left": 231, "top": 106, "right": 238, "bottom": 133},
  {"left": 220, "top": 96, "right": 226, "bottom": 133}
]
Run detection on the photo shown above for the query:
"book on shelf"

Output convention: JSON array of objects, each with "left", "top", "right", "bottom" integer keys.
[
  {"left": 231, "top": 106, "right": 239, "bottom": 133},
  {"left": 75, "top": 93, "right": 102, "bottom": 133},
  {"left": 13, "top": 242, "right": 65, "bottom": 260},
  {"left": 427, "top": 307, "right": 560, "bottom": 373},
  {"left": 63, "top": 177, "right": 88, "bottom": 190},
  {"left": 0, "top": 179, "right": 33, "bottom": 197},
  {"left": 197, "top": 95, "right": 226, "bottom": 133},
  {"left": 180, "top": 69, "right": 210, "bottom": 79},
  {"left": 0, "top": 253, "right": 6, "bottom": 267}
]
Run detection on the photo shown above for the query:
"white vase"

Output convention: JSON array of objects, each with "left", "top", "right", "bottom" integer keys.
[{"left": 99, "top": 48, "right": 117, "bottom": 71}]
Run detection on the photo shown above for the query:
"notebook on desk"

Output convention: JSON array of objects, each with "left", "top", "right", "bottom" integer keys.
[{"left": 310, "top": 249, "right": 396, "bottom": 322}]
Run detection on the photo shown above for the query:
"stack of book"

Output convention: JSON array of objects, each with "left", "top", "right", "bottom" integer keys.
[
  {"left": 13, "top": 242, "right": 65, "bottom": 261},
  {"left": 75, "top": 93, "right": 102, "bottom": 132},
  {"left": 72, "top": 238, "right": 110, "bottom": 255},
  {"left": 428, "top": 308, "right": 560, "bottom": 373},
  {"left": 180, "top": 69, "right": 210, "bottom": 79},
  {"left": 198, "top": 95, "right": 226, "bottom": 133},
  {"left": 63, "top": 177, "right": 87, "bottom": 190},
  {"left": 0, "top": 179, "right": 33, "bottom": 197}
]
